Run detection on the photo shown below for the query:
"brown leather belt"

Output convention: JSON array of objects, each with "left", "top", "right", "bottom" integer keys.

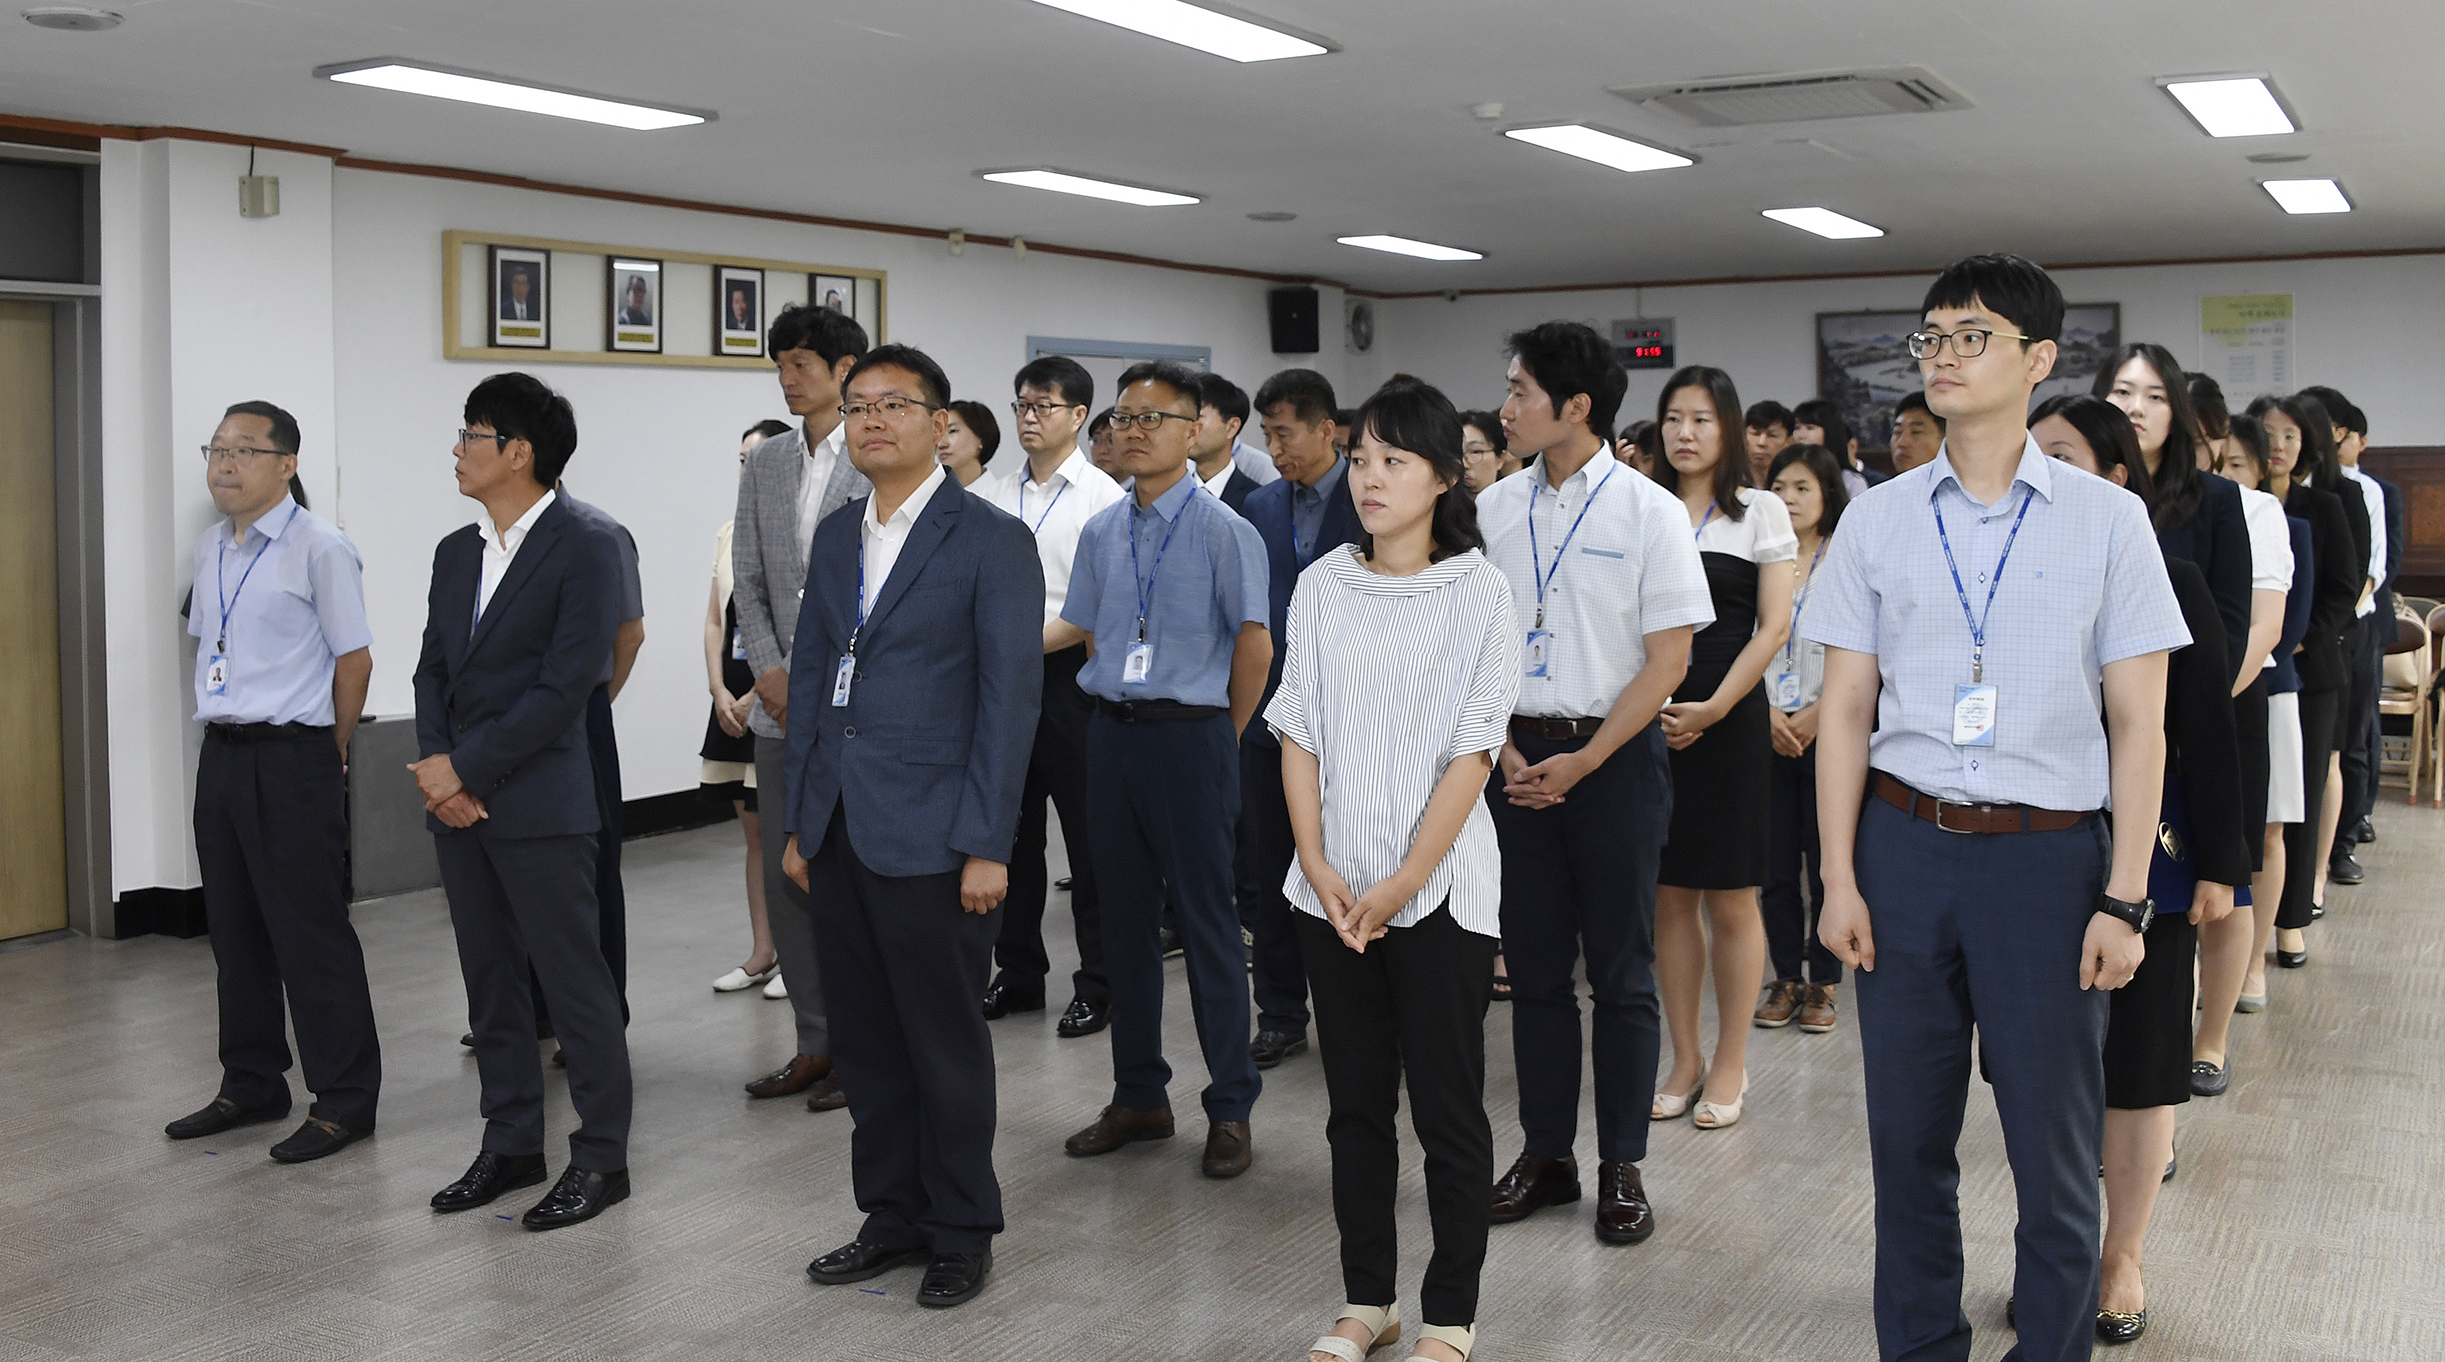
[
  {"left": 1511, "top": 715, "right": 1605, "bottom": 741},
  {"left": 1874, "top": 772, "right": 2091, "bottom": 835}
]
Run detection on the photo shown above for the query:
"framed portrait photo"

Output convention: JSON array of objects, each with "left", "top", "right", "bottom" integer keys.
[
  {"left": 810, "top": 273, "right": 857, "bottom": 326},
  {"left": 490, "top": 245, "right": 550, "bottom": 349},
  {"left": 715, "top": 265, "right": 765, "bottom": 357},
  {"left": 606, "top": 256, "right": 663, "bottom": 353}
]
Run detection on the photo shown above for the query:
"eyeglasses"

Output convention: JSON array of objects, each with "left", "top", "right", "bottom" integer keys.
[
  {"left": 839, "top": 397, "right": 940, "bottom": 421},
  {"left": 1009, "top": 400, "right": 1084, "bottom": 421},
  {"left": 1906, "top": 328, "right": 2033, "bottom": 360},
  {"left": 1106, "top": 410, "right": 1198, "bottom": 432},
  {"left": 457, "top": 429, "right": 511, "bottom": 450},
  {"left": 200, "top": 444, "right": 287, "bottom": 464}
]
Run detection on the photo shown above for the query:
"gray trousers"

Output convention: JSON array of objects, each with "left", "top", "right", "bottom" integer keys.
[{"left": 758, "top": 734, "right": 829, "bottom": 1056}]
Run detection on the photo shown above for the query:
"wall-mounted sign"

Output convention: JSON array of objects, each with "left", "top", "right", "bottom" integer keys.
[{"left": 1609, "top": 317, "right": 1675, "bottom": 370}]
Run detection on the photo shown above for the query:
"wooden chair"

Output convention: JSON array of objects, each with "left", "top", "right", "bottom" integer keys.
[
  {"left": 2425, "top": 606, "right": 2445, "bottom": 807},
  {"left": 2379, "top": 610, "right": 2427, "bottom": 798}
]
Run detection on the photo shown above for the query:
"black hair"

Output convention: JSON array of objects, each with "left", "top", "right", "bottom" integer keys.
[
  {"left": 1653, "top": 365, "right": 1752, "bottom": 516},
  {"left": 1459, "top": 409, "right": 1505, "bottom": 451},
  {"left": 948, "top": 399, "right": 1002, "bottom": 466},
  {"left": 223, "top": 400, "right": 308, "bottom": 509},
  {"left": 1253, "top": 368, "right": 1338, "bottom": 426},
  {"left": 1504, "top": 320, "right": 1628, "bottom": 435},
  {"left": 2223, "top": 413, "right": 2272, "bottom": 489},
  {"left": 2031, "top": 393, "right": 2149, "bottom": 516},
  {"left": 1114, "top": 359, "right": 1205, "bottom": 413},
  {"left": 1333, "top": 410, "right": 1356, "bottom": 437},
  {"left": 1351, "top": 376, "right": 1483, "bottom": 564},
  {"left": 464, "top": 372, "right": 577, "bottom": 487},
  {"left": 1894, "top": 389, "right": 1945, "bottom": 428},
  {"left": 2091, "top": 342, "right": 2203, "bottom": 532},
  {"left": 1633, "top": 420, "right": 1664, "bottom": 467},
  {"left": 2186, "top": 374, "right": 2229, "bottom": 441},
  {"left": 767, "top": 303, "right": 870, "bottom": 366},
  {"left": 1197, "top": 372, "right": 1251, "bottom": 430},
  {"left": 1744, "top": 400, "right": 1793, "bottom": 435},
  {"left": 2297, "top": 385, "right": 2367, "bottom": 438},
  {"left": 843, "top": 343, "right": 951, "bottom": 409},
  {"left": 1014, "top": 354, "right": 1094, "bottom": 410},
  {"left": 743, "top": 418, "right": 792, "bottom": 442},
  {"left": 1920, "top": 253, "right": 2065, "bottom": 345},
  {"left": 1088, "top": 408, "right": 1113, "bottom": 439},
  {"left": 1789, "top": 398, "right": 1855, "bottom": 463},
  {"left": 1764, "top": 441, "right": 1851, "bottom": 539},
  {"left": 2252, "top": 392, "right": 2336, "bottom": 486},
  {"left": 1618, "top": 419, "right": 1656, "bottom": 450}
]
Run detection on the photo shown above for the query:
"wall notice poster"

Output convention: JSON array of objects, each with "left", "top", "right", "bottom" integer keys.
[{"left": 2200, "top": 294, "right": 2293, "bottom": 405}]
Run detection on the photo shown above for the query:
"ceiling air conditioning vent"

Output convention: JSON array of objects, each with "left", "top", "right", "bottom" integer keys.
[{"left": 1610, "top": 67, "right": 1973, "bottom": 127}]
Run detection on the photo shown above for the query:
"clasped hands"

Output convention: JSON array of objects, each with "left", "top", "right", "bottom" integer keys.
[
  {"left": 1302, "top": 855, "right": 1413, "bottom": 954},
  {"left": 1498, "top": 740, "right": 1593, "bottom": 810},
  {"left": 1657, "top": 697, "right": 1721, "bottom": 752},
  {"left": 407, "top": 753, "right": 487, "bottom": 828}
]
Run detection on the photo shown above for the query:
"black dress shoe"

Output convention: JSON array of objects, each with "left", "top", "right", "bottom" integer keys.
[
  {"left": 1249, "top": 1030, "right": 1309, "bottom": 1069},
  {"left": 2096, "top": 1308, "right": 2148, "bottom": 1344},
  {"left": 1056, "top": 997, "right": 1110, "bottom": 1038},
  {"left": 1054, "top": 876, "right": 1074, "bottom": 891},
  {"left": 269, "top": 1115, "right": 365, "bottom": 1164},
  {"left": 1593, "top": 1160, "right": 1654, "bottom": 1244},
  {"left": 807, "top": 1238, "right": 932, "bottom": 1284},
  {"left": 1488, "top": 1152, "right": 1581, "bottom": 1224},
  {"left": 2354, "top": 815, "right": 2375, "bottom": 844},
  {"left": 431, "top": 1150, "right": 547, "bottom": 1212},
  {"left": 917, "top": 1251, "right": 992, "bottom": 1308},
  {"left": 2190, "top": 1059, "right": 2229, "bottom": 1097},
  {"left": 551, "top": 1048, "right": 566, "bottom": 1068},
  {"left": 1159, "top": 927, "right": 1184, "bottom": 959},
  {"left": 521, "top": 1166, "right": 629, "bottom": 1230},
  {"left": 2277, "top": 945, "right": 2308, "bottom": 968},
  {"left": 2328, "top": 850, "right": 2365, "bottom": 885},
  {"left": 981, "top": 974, "right": 1046, "bottom": 1020},
  {"left": 164, "top": 1096, "right": 290, "bottom": 1140}
]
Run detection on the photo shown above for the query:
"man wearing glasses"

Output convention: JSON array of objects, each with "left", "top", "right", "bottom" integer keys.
[
  {"left": 784, "top": 345, "right": 1041, "bottom": 1309},
  {"left": 1057, "top": 360, "right": 1272, "bottom": 1181},
  {"left": 975, "top": 356, "right": 1123, "bottom": 1036},
  {"left": 166, "top": 401, "right": 380, "bottom": 1165},
  {"left": 1802, "top": 255, "right": 2186, "bottom": 1362}
]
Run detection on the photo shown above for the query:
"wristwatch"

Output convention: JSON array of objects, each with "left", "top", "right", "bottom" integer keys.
[{"left": 2097, "top": 893, "right": 2155, "bottom": 935}]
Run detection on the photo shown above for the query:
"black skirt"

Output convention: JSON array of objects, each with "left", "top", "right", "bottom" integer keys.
[
  {"left": 2105, "top": 774, "right": 2199, "bottom": 1110},
  {"left": 701, "top": 593, "right": 757, "bottom": 767}
]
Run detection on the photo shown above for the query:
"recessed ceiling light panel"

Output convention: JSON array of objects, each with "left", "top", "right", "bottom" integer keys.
[
  {"left": 315, "top": 59, "right": 709, "bottom": 129},
  {"left": 23, "top": 6, "right": 122, "bottom": 30},
  {"left": 1337, "top": 234, "right": 1483, "bottom": 262},
  {"left": 1761, "top": 206, "right": 1884, "bottom": 239},
  {"left": 1503, "top": 123, "right": 1694, "bottom": 174},
  {"left": 980, "top": 168, "right": 1200, "bottom": 206},
  {"left": 2160, "top": 75, "right": 2296, "bottom": 137},
  {"left": 1023, "top": 0, "right": 1331, "bottom": 62},
  {"left": 2261, "top": 178, "right": 2351, "bottom": 214}
]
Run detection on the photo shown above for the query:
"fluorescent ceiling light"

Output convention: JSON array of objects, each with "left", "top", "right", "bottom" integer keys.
[
  {"left": 980, "top": 168, "right": 1200, "bottom": 206},
  {"left": 2162, "top": 76, "right": 2295, "bottom": 138},
  {"left": 317, "top": 60, "right": 707, "bottom": 129},
  {"left": 1503, "top": 124, "right": 1693, "bottom": 174},
  {"left": 1024, "top": 0, "right": 1329, "bottom": 62},
  {"left": 2262, "top": 178, "right": 2351, "bottom": 214},
  {"left": 1761, "top": 206, "right": 1884, "bottom": 240},
  {"left": 1337, "top": 234, "right": 1483, "bottom": 262}
]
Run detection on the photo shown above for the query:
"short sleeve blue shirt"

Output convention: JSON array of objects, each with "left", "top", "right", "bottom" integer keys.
[
  {"left": 1063, "top": 471, "right": 1269, "bottom": 705},
  {"left": 187, "top": 496, "right": 373, "bottom": 726}
]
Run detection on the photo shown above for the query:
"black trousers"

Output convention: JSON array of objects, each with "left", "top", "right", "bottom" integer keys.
[
  {"left": 1486, "top": 723, "right": 1670, "bottom": 1165},
  {"left": 2339, "top": 614, "right": 2384, "bottom": 831},
  {"left": 586, "top": 684, "right": 628, "bottom": 1006},
  {"left": 2278, "top": 687, "right": 2341, "bottom": 930},
  {"left": 436, "top": 829, "right": 632, "bottom": 1171},
  {"left": 1762, "top": 745, "right": 1840, "bottom": 985},
  {"left": 995, "top": 647, "right": 1107, "bottom": 1004},
  {"left": 1239, "top": 736, "right": 1310, "bottom": 1036},
  {"left": 1299, "top": 908, "right": 1495, "bottom": 1328},
  {"left": 193, "top": 729, "right": 380, "bottom": 1129},
  {"left": 809, "top": 808, "right": 1004, "bottom": 1256}
]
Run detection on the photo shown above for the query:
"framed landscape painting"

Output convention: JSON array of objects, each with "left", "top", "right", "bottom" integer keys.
[{"left": 1816, "top": 304, "right": 2120, "bottom": 450}]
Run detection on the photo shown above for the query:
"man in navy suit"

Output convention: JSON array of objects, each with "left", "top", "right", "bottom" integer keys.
[
  {"left": 1189, "top": 372, "right": 1263, "bottom": 514},
  {"left": 411, "top": 373, "right": 633, "bottom": 1232},
  {"left": 1234, "top": 369, "right": 1359, "bottom": 1069},
  {"left": 785, "top": 344, "right": 1043, "bottom": 1310}
]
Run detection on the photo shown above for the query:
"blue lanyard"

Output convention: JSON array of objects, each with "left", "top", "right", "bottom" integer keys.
[
  {"left": 1129, "top": 492, "right": 1190, "bottom": 644},
  {"left": 1932, "top": 487, "right": 2034, "bottom": 684},
  {"left": 1027, "top": 478, "right": 1067, "bottom": 536},
  {"left": 1782, "top": 538, "right": 1828, "bottom": 667},
  {"left": 215, "top": 503, "right": 299, "bottom": 652},
  {"left": 850, "top": 542, "right": 869, "bottom": 655},
  {"left": 1692, "top": 502, "right": 1719, "bottom": 542},
  {"left": 1527, "top": 460, "right": 1616, "bottom": 629}
]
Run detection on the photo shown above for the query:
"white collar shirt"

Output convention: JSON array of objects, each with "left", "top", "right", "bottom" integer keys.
[
  {"left": 2339, "top": 464, "right": 2386, "bottom": 617},
  {"left": 475, "top": 488, "right": 556, "bottom": 628},
  {"left": 861, "top": 463, "right": 948, "bottom": 616},
  {"left": 797, "top": 421, "right": 848, "bottom": 557},
  {"left": 978, "top": 444, "right": 1125, "bottom": 629},
  {"left": 2236, "top": 485, "right": 2295, "bottom": 670},
  {"left": 1200, "top": 460, "right": 1238, "bottom": 500}
]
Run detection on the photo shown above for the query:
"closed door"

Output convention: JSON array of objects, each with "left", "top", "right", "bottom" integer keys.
[{"left": 0, "top": 299, "right": 66, "bottom": 941}]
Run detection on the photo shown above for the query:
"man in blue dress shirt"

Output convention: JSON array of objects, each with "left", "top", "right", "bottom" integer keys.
[
  {"left": 1802, "top": 255, "right": 2189, "bottom": 1362},
  {"left": 166, "top": 401, "right": 380, "bottom": 1164},
  {"left": 1057, "top": 360, "right": 1273, "bottom": 1180}
]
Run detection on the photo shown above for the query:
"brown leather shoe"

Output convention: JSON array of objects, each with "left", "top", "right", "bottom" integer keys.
[
  {"left": 1488, "top": 1152, "right": 1581, "bottom": 1224},
  {"left": 1753, "top": 979, "right": 1802, "bottom": 1028},
  {"left": 1797, "top": 983, "right": 1839, "bottom": 1033},
  {"left": 1063, "top": 1104, "right": 1175, "bottom": 1157},
  {"left": 804, "top": 1075, "right": 846, "bottom": 1112},
  {"left": 1594, "top": 1160, "right": 1654, "bottom": 1244},
  {"left": 745, "top": 1054, "right": 831, "bottom": 1099},
  {"left": 1201, "top": 1121, "right": 1252, "bottom": 1178}
]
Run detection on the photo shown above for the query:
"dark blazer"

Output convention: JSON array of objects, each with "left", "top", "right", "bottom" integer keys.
[
  {"left": 784, "top": 477, "right": 1043, "bottom": 878},
  {"left": 2163, "top": 558, "right": 2250, "bottom": 888},
  {"left": 1238, "top": 470, "right": 1361, "bottom": 747},
  {"left": 413, "top": 495, "right": 623, "bottom": 838},
  {"left": 2282, "top": 481, "right": 2360, "bottom": 694},
  {"left": 1218, "top": 468, "right": 1261, "bottom": 516},
  {"left": 2268, "top": 515, "right": 2315, "bottom": 695},
  {"left": 2157, "top": 472, "right": 2253, "bottom": 682},
  {"left": 2375, "top": 476, "right": 2405, "bottom": 627},
  {"left": 2332, "top": 472, "right": 2374, "bottom": 605}
]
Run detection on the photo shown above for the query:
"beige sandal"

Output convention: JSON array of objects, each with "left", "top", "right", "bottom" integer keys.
[
  {"left": 1410, "top": 1322, "right": 1475, "bottom": 1359},
  {"left": 1693, "top": 1072, "right": 1750, "bottom": 1129},
  {"left": 1651, "top": 1063, "right": 1706, "bottom": 1120},
  {"left": 1309, "top": 1302, "right": 1401, "bottom": 1361}
]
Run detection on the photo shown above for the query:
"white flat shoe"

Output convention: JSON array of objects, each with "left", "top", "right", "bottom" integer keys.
[
  {"left": 763, "top": 974, "right": 789, "bottom": 1000},
  {"left": 1693, "top": 1072, "right": 1750, "bottom": 1129},
  {"left": 1308, "top": 1302, "right": 1399, "bottom": 1361},
  {"left": 713, "top": 962, "right": 779, "bottom": 993},
  {"left": 1651, "top": 1071, "right": 1705, "bottom": 1121},
  {"left": 1409, "top": 1322, "right": 1475, "bottom": 1360}
]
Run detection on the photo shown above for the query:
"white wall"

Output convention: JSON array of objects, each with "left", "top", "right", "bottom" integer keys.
[{"left": 1356, "top": 256, "right": 2445, "bottom": 441}]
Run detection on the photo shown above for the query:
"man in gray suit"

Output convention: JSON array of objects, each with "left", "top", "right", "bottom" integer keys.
[
  {"left": 787, "top": 345, "right": 1042, "bottom": 1309},
  {"left": 732, "top": 303, "right": 871, "bottom": 1108}
]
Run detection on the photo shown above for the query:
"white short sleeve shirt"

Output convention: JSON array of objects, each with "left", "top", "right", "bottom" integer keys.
[{"left": 978, "top": 446, "right": 1125, "bottom": 630}]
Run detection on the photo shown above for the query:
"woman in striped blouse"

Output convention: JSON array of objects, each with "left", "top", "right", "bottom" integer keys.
[{"left": 1271, "top": 377, "right": 1518, "bottom": 1362}]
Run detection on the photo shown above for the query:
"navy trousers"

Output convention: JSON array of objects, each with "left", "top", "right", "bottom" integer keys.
[
  {"left": 995, "top": 648, "right": 1107, "bottom": 1005},
  {"left": 586, "top": 684, "right": 628, "bottom": 1008},
  {"left": 1851, "top": 792, "right": 2110, "bottom": 1362},
  {"left": 1238, "top": 735, "right": 1310, "bottom": 1037},
  {"left": 1086, "top": 712, "right": 1260, "bottom": 1123},
  {"left": 1764, "top": 746, "right": 1841, "bottom": 985}
]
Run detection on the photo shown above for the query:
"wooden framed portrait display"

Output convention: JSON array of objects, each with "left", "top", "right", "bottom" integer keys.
[
  {"left": 490, "top": 245, "right": 549, "bottom": 348},
  {"left": 606, "top": 256, "right": 663, "bottom": 353},
  {"left": 716, "top": 265, "right": 765, "bottom": 357}
]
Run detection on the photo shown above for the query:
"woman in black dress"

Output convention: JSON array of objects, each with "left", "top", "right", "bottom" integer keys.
[
  {"left": 703, "top": 420, "right": 791, "bottom": 994},
  {"left": 1648, "top": 366, "right": 1796, "bottom": 1131}
]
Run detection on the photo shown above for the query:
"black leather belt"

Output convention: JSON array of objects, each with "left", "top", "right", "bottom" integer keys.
[
  {"left": 206, "top": 721, "right": 333, "bottom": 744},
  {"left": 1510, "top": 715, "right": 1604, "bottom": 740},
  {"left": 1095, "top": 698, "right": 1225, "bottom": 723}
]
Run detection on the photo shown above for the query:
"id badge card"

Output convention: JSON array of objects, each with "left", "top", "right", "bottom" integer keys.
[
  {"left": 730, "top": 628, "right": 746, "bottom": 661},
  {"left": 1771, "top": 671, "right": 1801, "bottom": 708},
  {"left": 1952, "top": 682, "right": 1998, "bottom": 747},
  {"left": 205, "top": 654, "right": 230, "bottom": 696},
  {"left": 831, "top": 655, "right": 855, "bottom": 707},
  {"left": 1122, "top": 642, "right": 1153, "bottom": 685},
  {"left": 1523, "top": 629, "right": 1551, "bottom": 678}
]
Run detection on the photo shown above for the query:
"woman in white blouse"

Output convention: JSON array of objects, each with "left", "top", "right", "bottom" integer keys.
[{"left": 1271, "top": 378, "right": 1518, "bottom": 1362}]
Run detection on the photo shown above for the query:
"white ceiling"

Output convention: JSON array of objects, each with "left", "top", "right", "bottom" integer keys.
[{"left": 3, "top": 0, "right": 2436, "bottom": 292}]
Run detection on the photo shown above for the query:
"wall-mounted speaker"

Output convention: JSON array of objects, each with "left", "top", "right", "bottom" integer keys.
[{"left": 1268, "top": 286, "right": 1319, "bottom": 355}]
